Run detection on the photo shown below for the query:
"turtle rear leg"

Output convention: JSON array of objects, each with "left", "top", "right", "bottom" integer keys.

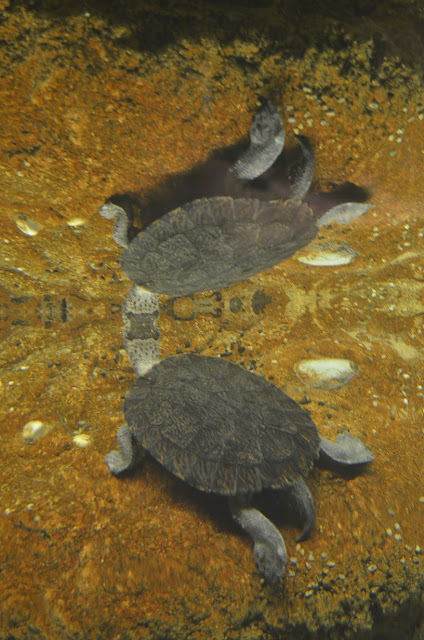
[
  {"left": 229, "top": 496, "right": 287, "bottom": 584},
  {"left": 319, "top": 432, "right": 374, "bottom": 466},
  {"left": 282, "top": 477, "right": 316, "bottom": 542},
  {"left": 105, "top": 424, "right": 139, "bottom": 475}
]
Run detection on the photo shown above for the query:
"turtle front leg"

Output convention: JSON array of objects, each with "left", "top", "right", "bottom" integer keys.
[
  {"left": 99, "top": 202, "right": 130, "bottom": 248},
  {"left": 231, "top": 102, "right": 285, "bottom": 181},
  {"left": 319, "top": 431, "right": 374, "bottom": 466},
  {"left": 105, "top": 424, "right": 139, "bottom": 475},
  {"left": 289, "top": 134, "right": 315, "bottom": 200},
  {"left": 229, "top": 496, "right": 287, "bottom": 585}
]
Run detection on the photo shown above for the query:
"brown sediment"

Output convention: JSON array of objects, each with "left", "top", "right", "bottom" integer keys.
[{"left": 1, "top": 2, "right": 424, "bottom": 639}]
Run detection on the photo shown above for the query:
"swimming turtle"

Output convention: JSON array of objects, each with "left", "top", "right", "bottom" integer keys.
[
  {"left": 106, "top": 353, "right": 373, "bottom": 585},
  {"left": 99, "top": 102, "right": 372, "bottom": 297},
  {"left": 101, "top": 187, "right": 370, "bottom": 298}
]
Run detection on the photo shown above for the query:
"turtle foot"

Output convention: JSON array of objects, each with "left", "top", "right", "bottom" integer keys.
[
  {"left": 318, "top": 202, "right": 374, "bottom": 227},
  {"left": 282, "top": 478, "right": 316, "bottom": 542},
  {"left": 99, "top": 202, "right": 130, "bottom": 248},
  {"left": 253, "top": 538, "right": 287, "bottom": 586},
  {"left": 232, "top": 102, "right": 285, "bottom": 181},
  {"left": 319, "top": 432, "right": 374, "bottom": 466},
  {"left": 229, "top": 497, "right": 287, "bottom": 585},
  {"left": 105, "top": 424, "right": 139, "bottom": 475},
  {"left": 289, "top": 134, "right": 315, "bottom": 200}
]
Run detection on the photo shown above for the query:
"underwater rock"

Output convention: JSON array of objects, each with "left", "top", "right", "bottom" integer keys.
[
  {"left": 15, "top": 214, "right": 41, "bottom": 236},
  {"left": 294, "top": 358, "right": 359, "bottom": 390},
  {"left": 22, "top": 420, "right": 52, "bottom": 443},
  {"left": 72, "top": 433, "right": 92, "bottom": 448},
  {"left": 296, "top": 242, "right": 359, "bottom": 266}
]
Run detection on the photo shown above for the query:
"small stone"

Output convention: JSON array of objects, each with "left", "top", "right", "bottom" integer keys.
[
  {"left": 368, "top": 564, "right": 377, "bottom": 573},
  {"left": 16, "top": 214, "right": 41, "bottom": 236},
  {"left": 73, "top": 433, "right": 92, "bottom": 448},
  {"left": 294, "top": 358, "right": 358, "bottom": 390},
  {"left": 67, "top": 217, "right": 87, "bottom": 227},
  {"left": 22, "top": 420, "right": 51, "bottom": 443}
]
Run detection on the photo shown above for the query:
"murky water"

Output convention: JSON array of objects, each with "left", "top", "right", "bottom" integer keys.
[{"left": 1, "top": 2, "right": 423, "bottom": 639}]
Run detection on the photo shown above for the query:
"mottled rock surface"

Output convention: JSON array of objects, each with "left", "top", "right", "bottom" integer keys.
[{"left": 1, "top": 1, "right": 424, "bottom": 639}]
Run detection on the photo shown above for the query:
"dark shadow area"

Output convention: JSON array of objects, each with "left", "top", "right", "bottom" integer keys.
[
  {"left": 7, "top": 0, "right": 424, "bottom": 74},
  {"left": 106, "top": 135, "right": 371, "bottom": 230}
]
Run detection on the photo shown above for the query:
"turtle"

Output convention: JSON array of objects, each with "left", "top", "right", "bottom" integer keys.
[
  {"left": 99, "top": 101, "right": 372, "bottom": 298},
  {"left": 106, "top": 353, "right": 374, "bottom": 585}
]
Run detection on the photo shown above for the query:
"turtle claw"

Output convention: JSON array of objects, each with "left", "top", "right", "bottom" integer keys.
[
  {"left": 254, "top": 539, "right": 287, "bottom": 585},
  {"left": 319, "top": 432, "right": 374, "bottom": 466}
]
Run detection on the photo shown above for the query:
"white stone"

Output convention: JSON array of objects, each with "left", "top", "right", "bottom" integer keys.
[
  {"left": 296, "top": 242, "right": 358, "bottom": 266},
  {"left": 294, "top": 358, "right": 358, "bottom": 390},
  {"left": 22, "top": 420, "right": 51, "bottom": 443},
  {"left": 72, "top": 434, "right": 92, "bottom": 448}
]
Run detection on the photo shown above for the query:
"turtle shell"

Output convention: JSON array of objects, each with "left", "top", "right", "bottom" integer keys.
[
  {"left": 123, "top": 354, "right": 320, "bottom": 495},
  {"left": 120, "top": 196, "right": 317, "bottom": 296}
]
